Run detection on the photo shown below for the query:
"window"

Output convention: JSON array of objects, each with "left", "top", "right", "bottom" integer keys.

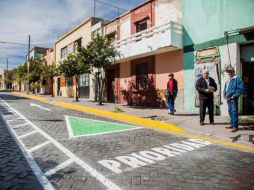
[
  {"left": 79, "top": 73, "right": 90, "bottom": 87},
  {"left": 136, "top": 20, "right": 148, "bottom": 33},
  {"left": 61, "top": 46, "right": 68, "bottom": 59},
  {"left": 42, "top": 79, "right": 47, "bottom": 85},
  {"left": 106, "top": 32, "right": 116, "bottom": 42},
  {"left": 74, "top": 38, "right": 82, "bottom": 53},
  {"left": 66, "top": 77, "right": 73, "bottom": 86},
  {"left": 136, "top": 63, "right": 148, "bottom": 90}
]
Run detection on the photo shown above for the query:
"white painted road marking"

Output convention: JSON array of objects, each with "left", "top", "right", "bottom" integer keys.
[
  {"left": 12, "top": 123, "right": 29, "bottom": 129},
  {"left": 0, "top": 106, "right": 55, "bottom": 190},
  {"left": 30, "top": 103, "right": 51, "bottom": 111},
  {"left": 65, "top": 115, "right": 74, "bottom": 138},
  {"left": 28, "top": 141, "right": 51, "bottom": 153},
  {"left": 1, "top": 99, "right": 122, "bottom": 190},
  {"left": 44, "top": 159, "right": 74, "bottom": 177},
  {"left": 98, "top": 138, "right": 212, "bottom": 174},
  {"left": 18, "top": 131, "right": 38, "bottom": 139}
]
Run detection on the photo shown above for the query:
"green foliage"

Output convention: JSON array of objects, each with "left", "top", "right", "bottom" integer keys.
[
  {"left": 58, "top": 54, "right": 89, "bottom": 77},
  {"left": 77, "top": 33, "right": 119, "bottom": 105},
  {"left": 83, "top": 33, "right": 119, "bottom": 69},
  {"left": 113, "top": 106, "right": 124, "bottom": 113},
  {"left": 28, "top": 57, "right": 47, "bottom": 82},
  {"left": 58, "top": 54, "right": 90, "bottom": 101},
  {"left": 42, "top": 63, "right": 58, "bottom": 78}
]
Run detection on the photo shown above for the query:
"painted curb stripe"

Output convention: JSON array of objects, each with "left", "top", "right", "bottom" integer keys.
[{"left": 56, "top": 102, "right": 184, "bottom": 133}]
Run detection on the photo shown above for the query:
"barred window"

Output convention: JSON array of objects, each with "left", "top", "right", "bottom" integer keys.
[
  {"left": 136, "top": 63, "right": 148, "bottom": 90},
  {"left": 66, "top": 77, "right": 73, "bottom": 86},
  {"left": 61, "top": 46, "right": 68, "bottom": 59}
]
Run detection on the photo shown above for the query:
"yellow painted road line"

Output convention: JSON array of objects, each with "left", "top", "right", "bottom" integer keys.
[
  {"left": 12, "top": 92, "right": 48, "bottom": 102},
  {"left": 180, "top": 133, "right": 254, "bottom": 151},
  {"left": 11, "top": 92, "right": 254, "bottom": 152},
  {"left": 54, "top": 102, "right": 184, "bottom": 133}
]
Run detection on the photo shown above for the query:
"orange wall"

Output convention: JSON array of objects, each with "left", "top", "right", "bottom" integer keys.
[
  {"left": 155, "top": 50, "right": 184, "bottom": 90},
  {"left": 119, "top": 61, "right": 131, "bottom": 90},
  {"left": 119, "top": 61, "right": 131, "bottom": 103}
]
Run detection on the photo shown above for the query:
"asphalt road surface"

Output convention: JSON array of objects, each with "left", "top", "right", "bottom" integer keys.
[{"left": 0, "top": 93, "right": 253, "bottom": 190}]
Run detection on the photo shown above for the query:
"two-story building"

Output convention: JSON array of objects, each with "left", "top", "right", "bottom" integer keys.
[
  {"left": 103, "top": 0, "right": 183, "bottom": 109},
  {"left": 54, "top": 17, "right": 104, "bottom": 99}
]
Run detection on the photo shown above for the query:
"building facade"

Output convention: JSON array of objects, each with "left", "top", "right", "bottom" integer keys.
[
  {"left": 182, "top": 0, "right": 254, "bottom": 115},
  {"left": 104, "top": 0, "right": 184, "bottom": 109},
  {"left": 54, "top": 17, "right": 104, "bottom": 99},
  {"left": 41, "top": 48, "right": 54, "bottom": 95}
]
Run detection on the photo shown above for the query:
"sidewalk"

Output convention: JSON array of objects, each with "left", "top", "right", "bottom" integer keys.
[{"left": 14, "top": 92, "right": 254, "bottom": 148}]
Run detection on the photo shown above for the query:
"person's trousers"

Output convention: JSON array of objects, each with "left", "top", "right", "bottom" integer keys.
[
  {"left": 199, "top": 99, "right": 214, "bottom": 123},
  {"left": 227, "top": 98, "right": 239, "bottom": 128},
  {"left": 166, "top": 99, "right": 175, "bottom": 113}
]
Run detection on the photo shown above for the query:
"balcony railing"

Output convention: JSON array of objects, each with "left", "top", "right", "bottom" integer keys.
[{"left": 113, "top": 21, "right": 183, "bottom": 61}]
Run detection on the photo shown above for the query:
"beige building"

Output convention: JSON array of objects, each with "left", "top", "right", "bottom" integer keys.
[{"left": 54, "top": 17, "right": 104, "bottom": 99}]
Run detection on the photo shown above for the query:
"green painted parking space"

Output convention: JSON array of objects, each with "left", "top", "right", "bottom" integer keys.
[{"left": 65, "top": 116, "right": 141, "bottom": 137}]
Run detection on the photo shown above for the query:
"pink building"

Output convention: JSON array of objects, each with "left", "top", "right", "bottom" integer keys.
[{"left": 104, "top": 0, "right": 184, "bottom": 110}]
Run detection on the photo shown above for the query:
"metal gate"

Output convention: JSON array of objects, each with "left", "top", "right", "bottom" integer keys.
[{"left": 79, "top": 73, "right": 90, "bottom": 99}]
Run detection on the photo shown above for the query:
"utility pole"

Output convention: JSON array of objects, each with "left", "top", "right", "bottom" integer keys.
[
  {"left": 94, "top": 0, "right": 96, "bottom": 17},
  {"left": 6, "top": 58, "right": 8, "bottom": 72},
  {"left": 5, "top": 58, "right": 8, "bottom": 90},
  {"left": 27, "top": 35, "right": 31, "bottom": 94}
]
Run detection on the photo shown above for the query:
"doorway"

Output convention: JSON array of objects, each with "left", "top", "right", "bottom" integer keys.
[
  {"left": 57, "top": 78, "right": 60, "bottom": 96},
  {"left": 241, "top": 44, "right": 254, "bottom": 115},
  {"left": 106, "top": 69, "right": 115, "bottom": 103},
  {"left": 79, "top": 73, "right": 90, "bottom": 99}
]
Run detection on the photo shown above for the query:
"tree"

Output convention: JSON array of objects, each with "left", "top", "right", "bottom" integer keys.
[
  {"left": 58, "top": 54, "right": 89, "bottom": 101},
  {"left": 42, "top": 63, "right": 58, "bottom": 97},
  {"left": 78, "top": 33, "right": 119, "bottom": 105},
  {"left": 14, "top": 64, "right": 27, "bottom": 91},
  {"left": 29, "top": 57, "right": 46, "bottom": 83}
]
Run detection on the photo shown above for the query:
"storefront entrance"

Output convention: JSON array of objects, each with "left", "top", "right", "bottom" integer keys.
[
  {"left": 79, "top": 73, "right": 90, "bottom": 99},
  {"left": 241, "top": 44, "right": 254, "bottom": 115}
]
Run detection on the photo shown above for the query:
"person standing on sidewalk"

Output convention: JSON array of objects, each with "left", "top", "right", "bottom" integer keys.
[
  {"left": 166, "top": 73, "right": 178, "bottom": 115},
  {"left": 196, "top": 69, "right": 217, "bottom": 126},
  {"left": 223, "top": 66, "right": 244, "bottom": 132}
]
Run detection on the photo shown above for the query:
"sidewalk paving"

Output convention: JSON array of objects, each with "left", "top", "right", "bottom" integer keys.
[{"left": 16, "top": 92, "right": 254, "bottom": 148}]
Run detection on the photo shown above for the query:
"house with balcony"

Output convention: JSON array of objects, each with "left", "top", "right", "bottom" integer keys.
[
  {"left": 54, "top": 17, "right": 105, "bottom": 99},
  {"left": 103, "top": 0, "right": 184, "bottom": 109}
]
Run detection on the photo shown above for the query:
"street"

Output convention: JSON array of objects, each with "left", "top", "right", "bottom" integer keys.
[{"left": 0, "top": 93, "right": 253, "bottom": 190}]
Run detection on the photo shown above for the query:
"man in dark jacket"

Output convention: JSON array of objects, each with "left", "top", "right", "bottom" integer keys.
[
  {"left": 166, "top": 73, "right": 178, "bottom": 115},
  {"left": 195, "top": 69, "right": 217, "bottom": 125}
]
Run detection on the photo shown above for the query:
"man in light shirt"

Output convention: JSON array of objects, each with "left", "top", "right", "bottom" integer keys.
[{"left": 223, "top": 66, "right": 244, "bottom": 132}]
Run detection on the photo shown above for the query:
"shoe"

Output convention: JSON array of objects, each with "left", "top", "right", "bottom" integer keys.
[
  {"left": 169, "top": 112, "right": 174, "bottom": 115},
  {"left": 231, "top": 128, "right": 238, "bottom": 132},
  {"left": 200, "top": 122, "right": 204, "bottom": 126},
  {"left": 210, "top": 122, "right": 215, "bottom": 125},
  {"left": 225, "top": 126, "right": 233, "bottom": 129}
]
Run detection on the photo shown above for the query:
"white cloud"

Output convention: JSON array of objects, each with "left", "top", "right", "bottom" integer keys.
[{"left": 0, "top": 0, "right": 144, "bottom": 69}]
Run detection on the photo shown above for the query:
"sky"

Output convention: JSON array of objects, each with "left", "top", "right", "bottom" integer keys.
[{"left": 0, "top": 0, "right": 144, "bottom": 70}]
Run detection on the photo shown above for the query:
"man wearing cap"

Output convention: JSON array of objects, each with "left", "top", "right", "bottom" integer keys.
[
  {"left": 223, "top": 66, "right": 244, "bottom": 132},
  {"left": 166, "top": 73, "right": 178, "bottom": 115},
  {"left": 196, "top": 69, "right": 217, "bottom": 126}
]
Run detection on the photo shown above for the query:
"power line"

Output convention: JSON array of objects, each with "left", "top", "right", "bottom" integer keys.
[
  {"left": 0, "top": 40, "right": 27, "bottom": 46},
  {"left": 95, "top": 0, "right": 127, "bottom": 11}
]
